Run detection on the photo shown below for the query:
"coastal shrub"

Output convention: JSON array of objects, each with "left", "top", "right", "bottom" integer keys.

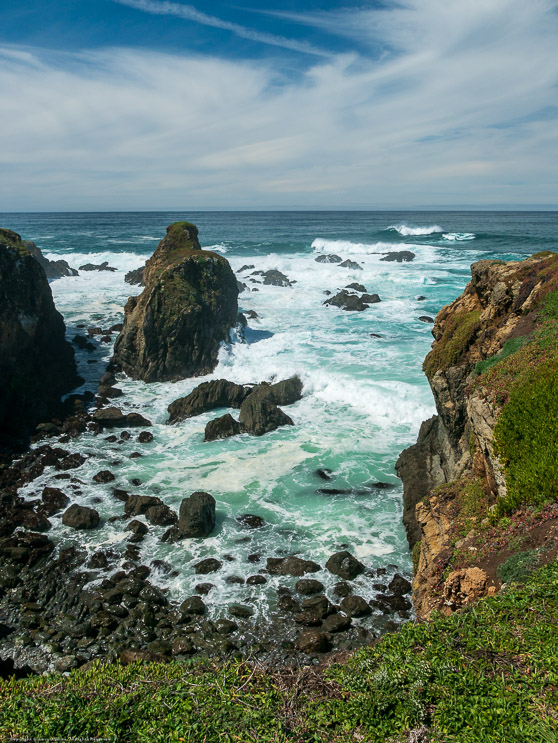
[
  {"left": 1, "top": 561, "right": 556, "bottom": 742},
  {"left": 497, "top": 549, "right": 542, "bottom": 584},
  {"left": 423, "top": 309, "right": 481, "bottom": 377},
  {"left": 474, "top": 336, "right": 528, "bottom": 376}
]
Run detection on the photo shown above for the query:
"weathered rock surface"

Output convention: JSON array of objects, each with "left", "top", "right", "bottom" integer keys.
[
  {"left": 112, "top": 222, "right": 239, "bottom": 382},
  {"left": 178, "top": 492, "right": 216, "bottom": 538},
  {"left": 204, "top": 414, "right": 243, "bottom": 441},
  {"left": 0, "top": 230, "right": 79, "bottom": 446},
  {"left": 238, "top": 384, "right": 294, "bottom": 436},
  {"left": 325, "top": 551, "right": 365, "bottom": 580},
  {"left": 125, "top": 267, "right": 145, "bottom": 286},
  {"left": 380, "top": 251, "right": 415, "bottom": 262},
  {"left": 315, "top": 254, "right": 342, "bottom": 264},
  {"left": 168, "top": 380, "right": 251, "bottom": 424},
  {"left": 79, "top": 261, "right": 117, "bottom": 272},
  {"left": 62, "top": 504, "right": 100, "bottom": 529}
]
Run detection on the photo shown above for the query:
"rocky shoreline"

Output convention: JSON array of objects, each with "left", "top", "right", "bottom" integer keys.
[{"left": 0, "top": 222, "right": 414, "bottom": 675}]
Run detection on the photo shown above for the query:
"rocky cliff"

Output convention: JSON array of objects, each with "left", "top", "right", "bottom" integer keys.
[
  {"left": 397, "top": 252, "right": 558, "bottom": 618},
  {"left": 112, "top": 222, "right": 238, "bottom": 382},
  {"left": 0, "top": 228, "right": 77, "bottom": 280},
  {"left": 0, "top": 231, "right": 79, "bottom": 449}
]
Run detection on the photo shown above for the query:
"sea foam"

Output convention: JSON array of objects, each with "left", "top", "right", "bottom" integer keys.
[{"left": 387, "top": 224, "right": 443, "bottom": 236}]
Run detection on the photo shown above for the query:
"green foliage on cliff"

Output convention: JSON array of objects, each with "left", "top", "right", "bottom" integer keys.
[
  {"left": 2, "top": 561, "right": 556, "bottom": 742},
  {"left": 423, "top": 309, "right": 481, "bottom": 377},
  {"left": 474, "top": 336, "right": 528, "bottom": 376}
]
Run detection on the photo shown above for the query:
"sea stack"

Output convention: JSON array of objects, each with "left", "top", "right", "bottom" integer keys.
[
  {"left": 112, "top": 222, "right": 239, "bottom": 382},
  {"left": 0, "top": 229, "right": 79, "bottom": 446}
]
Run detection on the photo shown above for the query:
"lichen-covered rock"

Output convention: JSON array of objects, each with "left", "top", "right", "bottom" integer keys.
[
  {"left": 0, "top": 231, "right": 79, "bottom": 446},
  {"left": 112, "top": 222, "right": 238, "bottom": 382}
]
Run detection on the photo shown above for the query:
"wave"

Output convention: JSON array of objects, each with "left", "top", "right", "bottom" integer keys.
[
  {"left": 203, "top": 243, "right": 229, "bottom": 253},
  {"left": 387, "top": 224, "right": 443, "bottom": 237},
  {"left": 311, "top": 238, "right": 394, "bottom": 255},
  {"left": 442, "top": 232, "right": 476, "bottom": 241}
]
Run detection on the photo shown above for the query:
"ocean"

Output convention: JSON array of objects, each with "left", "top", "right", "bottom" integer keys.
[{"left": 2, "top": 210, "right": 556, "bottom": 635}]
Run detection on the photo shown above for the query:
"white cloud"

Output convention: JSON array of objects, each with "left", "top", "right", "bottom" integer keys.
[{"left": 0, "top": 0, "right": 557, "bottom": 209}]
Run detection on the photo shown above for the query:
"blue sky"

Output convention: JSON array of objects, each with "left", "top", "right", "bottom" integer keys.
[{"left": 1, "top": 0, "right": 557, "bottom": 210}]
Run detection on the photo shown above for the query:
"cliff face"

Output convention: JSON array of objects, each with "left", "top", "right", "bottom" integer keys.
[
  {"left": 0, "top": 232, "right": 79, "bottom": 447},
  {"left": 0, "top": 228, "right": 77, "bottom": 280},
  {"left": 112, "top": 222, "right": 239, "bottom": 382},
  {"left": 397, "top": 252, "right": 558, "bottom": 618}
]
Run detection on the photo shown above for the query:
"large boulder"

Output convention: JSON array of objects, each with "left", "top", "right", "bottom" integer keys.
[
  {"left": 178, "top": 491, "right": 216, "bottom": 538},
  {"left": 0, "top": 229, "right": 79, "bottom": 445},
  {"left": 238, "top": 385, "right": 293, "bottom": 436},
  {"left": 168, "top": 379, "right": 251, "bottom": 424},
  {"left": 62, "top": 504, "right": 100, "bottom": 530},
  {"left": 325, "top": 551, "right": 365, "bottom": 580},
  {"left": 112, "top": 222, "right": 239, "bottom": 382}
]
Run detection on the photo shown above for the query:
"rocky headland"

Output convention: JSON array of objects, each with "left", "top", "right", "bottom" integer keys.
[
  {"left": 112, "top": 222, "right": 239, "bottom": 382},
  {"left": 397, "top": 251, "right": 558, "bottom": 618}
]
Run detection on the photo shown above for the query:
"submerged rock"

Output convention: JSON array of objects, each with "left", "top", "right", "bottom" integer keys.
[{"left": 112, "top": 222, "right": 239, "bottom": 382}]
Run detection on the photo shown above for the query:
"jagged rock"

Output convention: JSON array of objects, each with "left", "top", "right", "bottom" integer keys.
[
  {"left": 380, "top": 251, "right": 415, "bottom": 262},
  {"left": 229, "top": 604, "right": 254, "bottom": 618},
  {"left": 55, "top": 453, "right": 86, "bottom": 471},
  {"left": 79, "top": 261, "right": 117, "bottom": 272},
  {"left": 125, "top": 495, "right": 162, "bottom": 517},
  {"left": 97, "top": 385, "right": 123, "bottom": 399},
  {"left": 325, "top": 551, "right": 365, "bottom": 580},
  {"left": 324, "top": 290, "right": 369, "bottom": 312},
  {"left": 443, "top": 568, "right": 489, "bottom": 609},
  {"left": 41, "top": 487, "right": 70, "bottom": 516},
  {"left": 261, "top": 270, "right": 294, "bottom": 287},
  {"left": 339, "top": 260, "right": 362, "bottom": 270},
  {"left": 73, "top": 334, "right": 95, "bottom": 351},
  {"left": 301, "top": 595, "right": 332, "bottom": 619},
  {"left": 178, "top": 492, "right": 216, "bottom": 538},
  {"left": 204, "top": 414, "right": 243, "bottom": 441},
  {"left": 238, "top": 385, "right": 293, "bottom": 436},
  {"left": 315, "top": 254, "right": 342, "bottom": 264},
  {"left": 168, "top": 380, "right": 251, "bottom": 423},
  {"left": 138, "top": 431, "right": 154, "bottom": 443},
  {"left": 266, "top": 556, "right": 321, "bottom": 576},
  {"left": 238, "top": 264, "right": 255, "bottom": 273},
  {"left": 21, "top": 238, "right": 78, "bottom": 278},
  {"left": 145, "top": 504, "right": 177, "bottom": 527},
  {"left": 112, "top": 222, "right": 238, "bottom": 382},
  {"left": 0, "top": 230, "right": 79, "bottom": 445},
  {"left": 268, "top": 376, "right": 303, "bottom": 406},
  {"left": 125, "top": 520, "right": 148, "bottom": 536},
  {"left": 389, "top": 574, "right": 412, "bottom": 595},
  {"left": 62, "top": 505, "right": 100, "bottom": 530},
  {"left": 125, "top": 267, "right": 145, "bottom": 286},
  {"left": 92, "top": 408, "right": 151, "bottom": 429}
]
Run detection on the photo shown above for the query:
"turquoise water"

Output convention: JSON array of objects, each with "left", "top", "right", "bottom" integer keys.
[{"left": 3, "top": 210, "right": 556, "bottom": 630}]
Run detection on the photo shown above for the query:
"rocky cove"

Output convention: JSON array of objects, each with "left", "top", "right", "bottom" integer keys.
[{"left": 0, "top": 220, "right": 556, "bottom": 682}]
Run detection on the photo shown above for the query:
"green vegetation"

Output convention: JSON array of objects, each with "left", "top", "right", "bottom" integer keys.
[
  {"left": 423, "top": 309, "right": 481, "bottom": 378},
  {"left": 1, "top": 561, "right": 556, "bottom": 742},
  {"left": 474, "top": 336, "right": 528, "bottom": 376},
  {"left": 497, "top": 549, "right": 544, "bottom": 585}
]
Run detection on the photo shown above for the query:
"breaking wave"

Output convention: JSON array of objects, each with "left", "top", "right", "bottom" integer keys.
[{"left": 387, "top": 225, "right": 443, "bottom": 237}]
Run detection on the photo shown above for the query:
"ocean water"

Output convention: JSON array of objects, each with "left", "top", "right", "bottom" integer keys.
[{"left": 2, "top": 210, "right": 556, "bottom": 633}]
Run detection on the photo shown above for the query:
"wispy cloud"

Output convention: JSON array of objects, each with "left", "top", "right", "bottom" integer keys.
[
  {"left": 0, "top": 0, "right": 557, "bottom": 209},
  {"left": 114, "top": 0, "right": 329, "bottom": 57}
]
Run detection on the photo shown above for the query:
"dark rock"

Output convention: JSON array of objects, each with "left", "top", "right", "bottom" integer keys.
[
  {"left": 229, "top": 604, "right": 254, "bottom": 618},
  {"left": 195, "top": 583, "right": 214, "bottom": 595},
  {"left": 236, "top": 281, "right": 247, "bottom": 293},
  {"left": 361, "top": 293, "right": 381, "bottom": 304},
  {"left": 145, "top": 504, "right": 177, "bottom": 527},
  {"left": 112, "top": 488, "right": 129, "bottom": 502},
  {"left": 125, "top": 267, "right": 145, "bottom": 286},
  {"left": 138, "top": 584, "right": 168, "bottom": 606},
  {"left": 73, "top": 334, "right": 95, "bottom": 351},
  {"left": 168, "top": 379, "right": 251, "bottom": 423},
  {"left": 418, "top": 316, "right": 435, "bottom": 323},
  {"left": 317, "top": 488, "right": 352, "bottom": 495},
  {"left": 370, "top": 481, "right": 396, "bottom": 489},
  {"left": 245, "top": 310, "right": 258, "bottom": 319},
  {"left": 333, "top": 582, "right": 352, "bottom": 598},
  {"left": 417, "top": 295, "right": 427, "bottom": 301},
  {"left": 125, "top": 495, "right": 162, "bottom": 517},
  {"left": 215, "top": 619, "right": 237, "bottom": 634},
  {"left": 62, "top": 505, "right": 100, "bottom": 530},
  {"left": 79, "top": 261, "right": 117, "bottom": 272},
  {"left": 296, "top": 631, "right": 331, "bottom": 654},
  {"left": 339, "top": 260, "right": 362, "bottom": 270},
  {"left": 225, "top": 575, "right": 245, "bottom": 585},
  {"left": 172, "top": 637, "right": 194, "bottom": 656},
  {"left": 112, "top": 222, "right": 239, "bottom": 382},
  {"left": 380, "top": 251, "right": 415, "bottom": 263},
  {"left": 238, "top": 265, "right": 254, "bottom": 273},
  {"left": 194, "top": 558, "right": 222, "bottom": 575},
  {"left": 389, "top": 574, "right": 412, "bottom": 595},
  {"left": 138, "top": 431, "right": 154, "bottom": 443},
  {"left": 266, "top": 556, "right": 320, "bottom": 577},
  {"left": 294, "top": 612, "right": 322, "bottom": 627},
  {"left": 315, "top": 254, "right": 342, "bottom": 264},
  {"left": 370, "top": 333, "right": 382, "bottom": 338},
  {"left": 277, "top": 595, "right": 300, "bottom": 612},
  {"left": 340, "top": 595, "right": 371, "bottom": 617},
  {"left": 247, "top": 553, "right": 261, "bottom": 563},
  {"left": 295, "top": 579, "right": 324, "bottom": 595},
  {"left": 322, "top": 612, "right": 351, "bottom": 633},
  {"left": 268, "top": 376, "right": 303, "bottom": 406},
  {"left": 21, "top": 237, "right": 78, "bottom": 279},
  {"left": 55, "top": 453, "right": 86, "bottom": 471},
  {"left": 125, "top": 520, "right": 148, "bottom": 536},
  {"left": 238, "top": 385, "right": 293, "bottom": 436},
  {"left": 236, "top": 514, "right": 265, "bottom": 530},
  {"left": 346, "top": 283, "right": 367, "bottom": 292},
  {"left": 301, "top": 595, "right": 332, "bottom": 619},
  {"left": 316, "top": 468, "right": 333, "bottom": 481},
  {"left": 178, "top": 491, "right": 216, "bottom": 538},
  {"left": 180, "top": 596, "right": 206, "bottom": 615},
  {"left": 204, "top": 413, "right": 243, "bottom": 441},
  {"left": 261, "top": 270, "right": 294, "bottom": 287},
  {"left": 130, "top": 452, "right": 142, "bottom": 459},
  {"left": 41, "top": 487, "right": 69, "bottom": 516},
  {"left": 325, "top": 551, "right": 365, "bottom": 580},
  {"left": 120, "top": 649, "right": 166, "bottom": 665},
  {"left": 324, "top": 290, "right": 368, "bottom": 312},
  {"left": 97, "top": 385, "right": 123, "bottom": 399},
  {"left": 246, "top": 575, "right": 267, "bottom": 585},
  {"left": 92, "top": 407, "right": 126, "bottom": 428},
  {"left": 375, "top": 593, "right": 412, "bottom": 612},
  {"left": 93, "top": 470, "right": 116, "bottom": 484},
  {"left": 126, "top": 413, "right": 152, "bottom": 427}
]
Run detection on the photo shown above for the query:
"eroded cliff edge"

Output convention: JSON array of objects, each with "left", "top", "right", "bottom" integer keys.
[{"left": 397, "top": 251, "right": 558, "bottom": 618}]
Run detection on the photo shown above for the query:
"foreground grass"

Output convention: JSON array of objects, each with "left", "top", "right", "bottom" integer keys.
[{"left": 1, "top": 561, "right": 556, "bottom": 743}]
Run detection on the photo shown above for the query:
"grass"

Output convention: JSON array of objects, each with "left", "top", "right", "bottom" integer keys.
[
  {"left": 423, "top": 310, "right": 481, "bottom": 378},
  {"left": 1, "top": 560, "right": 556, "bottom": 742},
  {"left": 474, "top": 336, "right": 528, "bottom": 376}
]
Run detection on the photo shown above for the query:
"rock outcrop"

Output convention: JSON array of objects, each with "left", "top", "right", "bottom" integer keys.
[
  {"left": 112, "top": 222, "right": 238, "bottom": 382},
  {"left": 0, "top": 229, "right": 78, "bottom": 280},
  {"left": 0, "top": 231, "right": 79, "bottom": 447},
  {"left": 397, "top": 252, "right": 558, "bottom": 618}
]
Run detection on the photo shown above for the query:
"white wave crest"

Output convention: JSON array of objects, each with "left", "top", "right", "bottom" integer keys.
[
  {"left": 311, "top": 238, "right": 394, "bottom": 255},
  {"left": 387, "top": 224, "right": 443, "bottom": 236},
  {"left": 203, "top": 243, "right": 229, "bottom": 253},
  {"left": 442, "top": 232, "right": 476, "bottom": 241}
]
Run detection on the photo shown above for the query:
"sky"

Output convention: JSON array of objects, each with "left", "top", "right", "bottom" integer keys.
[{"left": 1, "top": 0, "right": 558, "bottom": 210}]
